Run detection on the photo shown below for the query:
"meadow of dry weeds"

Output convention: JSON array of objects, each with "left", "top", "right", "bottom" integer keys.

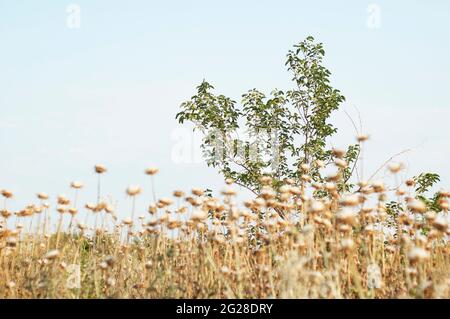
[{"left": 0, "top": 148, "right": 449, "bottom": 299}]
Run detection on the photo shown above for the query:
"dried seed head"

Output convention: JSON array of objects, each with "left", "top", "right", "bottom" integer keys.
[
  {"left": 57, "top": 205, "right": 67, "bottom": 214},
  {"left": 221, "top": 187, "right": 237, "bottom": 196},
  {"left": 57, "top": 195, "right": 70, "bottom": 205},
  {"left": 6, "top": 281, "right": 16, "bottom": 289},
  {"left": 300, "top": 163, "right": 310, "bottom": 171},
  {"left": 284, "top": 178, "right": 295, "bottom": 185},
  {"left": 123, "top": 218, "right": 133, "bottom": 226},
  {"left": 158, "top": 197, "right": 173, "bottom": 206},
  {"left": 325, "top": 182, "right": 336, "bottom": 192},
  {"left": 405, "top": 179, "right": 415, "bottom": 187},
  {"left": 148, "top": 204, "right": 157, "bottom": 215},
  {"left": 105, "top": 204, "right": 114, "bottom": 213},
  {"left": 432, "top": 216, "right": 448, "bottom": 232},
  {"left": 261, "top": 187, "right": 276, "bottom": 200},
  {"left": 126, "top": 186, "right": 142, "bottom": 197},
  {"left": 372, "top": 180, "right": 385, "bottom": 193},
  {"left": 424, "top": 211, "right": 436, "bottom": 221},
  {"left": 191, "top": 188, "right": 204, "bottom": 196},
  {"left": 439, "top": 198, "right": 449, "bottom": 211},
  {"left": 315, "top": 160, "right": 325, "bottom": 168},
  {"left": 1, "top": 209, "right": 12, "bottom": 218},
  {"left": 37, "top": 192, "right": 49, "bottom": 200},
  {"left": 104, "top": 256, "right": 116, "bottom": 267},
  {"left": 1, "top": 189, "right": 13, "bottom": 199},
  {"left": 407, "top": 200, "right": 427, "bottom": 214},
  {"left": 408, "top": 247, "right": 430, "bottom": 263},
  {"left": 336, "top": 209, "right": 358, "bottom": 226},
  {"left": 310, "top": 200, "right": 325, "bottom": 213},
  {"left": 225, "top": 178, "right": 234, "bottom": 185},
  {"left": 191, "top": 209, "right": 208, "bottom": 222},
  {"left": 94, "top": 164, "right": 107, "bottom": 174},
  {"left": 106, "top": 277, "right": 116, "bottom": 287},
  {"left": 44, "top": 250, "right": 60, "bottom": 260},
  {"left": 340, "top": 238, "right": 355, "bottom": 251},
  {"left": 145, "top": 167, "right": 159, "bottom": 175},
  {"left": 388, "top": 162, "right": 404, "bottom": 174},
  {"left": 332, "top": 148, "right": 346, "bottom": 158},
  {"left": 356, "top": 134, "right": 370, "bottom": 142},
  {"left": 340, "top": 194, "right": 361, "bottom": 207},
  {"left": 173, "top": 190, "right": 184, "bottom": 198},
  {"left": 334, "top": 158, "right": 348, "bottom": 169},
  {"left": 259, "top": 176, "right": 272, "bottom": 185},
  {"left": 85, "top": 202, "right": 96, "bottom": 211},
  {"left": 70, "top": 181, "right": 84, "bottom": 189}
]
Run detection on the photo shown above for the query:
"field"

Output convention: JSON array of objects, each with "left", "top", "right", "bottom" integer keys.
[{"left": 1, "top": 161, "right": 449, "bottom": 299}]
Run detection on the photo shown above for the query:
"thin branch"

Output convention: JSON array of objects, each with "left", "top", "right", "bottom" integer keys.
[{"left": 367, "top": 149, "right": 411, "bottom": 183}]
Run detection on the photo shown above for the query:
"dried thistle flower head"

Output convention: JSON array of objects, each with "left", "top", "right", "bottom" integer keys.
[
  {"left": 310, "top": 200, "right": 325, "bottom": 213},
  {"left": 372, "top": 180, "right": 385, "bottom": 193},
  {"left": 315, "top": 160, "right": 325, "bottom": 168},
  {"left": 191, "top": 188, "right": 204, "bottom": 196},
  {"left": 57, "top": 195, "right": 70, "bottom": 205},
  {"left": 158, "top": 197, "right": 173, "bottom": 206},
  {"left": 145, "top": 167, "right": 159, "bottom": 175},
  {"left": 261, "top": 187, "right": 276, "bottom": 200},
  {"left": 37, "top": 192, "right": 49, "bottom": 200},
  {"left": 259, "top": 176, "right": 272, "bottom": 185},
  {"left": 439, "top": 198, "right": 449, "bottom": 211},
  {"left": 173, "top": 190, "right": 185, "bottom": 198},
  {"left": 126, "top": 186, "right": 142, "bottom": 197},
  {"left": 408, "top": 247, "right": 430, "bottom": 263},
  {"left": 334, "top": 158, "right": 348, "bottom": 169},
  {"left": 191, "top": 209, "right": 208, "bottom": 222},
  {"left": 85, "top": 202, "right": 96, "bottom": 211},
  {"left": 94, "top": 164, "right": 107, "bottom": 174},
  {"left": 105, "top": 204, "right": 114, "bottom": 213},
  {"left": 432, "top": 216, "right": 448, "bottom": 232},
  {"left": 340, "top": 238, "right": 355, "bottom": 251},
  {"left": 284, "top": 178, "right": 295, "bottom": 185},
  {"left": 221, "top": 186, "right": 237, "bottom": 196},
  {"left": 356, "top": 134, "right": 370, "bottom": 142},
  {"left": 300, "top": 163, "right": 310, "bottom": 171},
  {"left": 396, "top": 188, "right": 406, "bottom": 196},
  {"left": 104, "top": 256, "right": 116, "bottom": 267},
  {"left": 1, "top": 209, "right": 12, "bottom": 218},
  {"left": 225, "top": 178, "right": 234, "bottom": 185},
  {"left": 405, "top": 179, "right": 415, "bottom": 187},
  {"left": 407, "top": 200, "right": 427, "bottom": 214},
  {"left": 148, "top": 204, "right": 157, "bottom": 215},
  {"left": 70, "top": 181, "right": 84, "bottom": 189},
  {"left": 57, "top": 205, "right": 67, "bottom": 214},
  {"left": 1, "top": 189, "right": 13, "bottom": 199},
  {"left": 44, "top": 249, "right": 60, "bottom": 260},
  {"left": 336, "top": 208, "right": 358, "bottom": 226},
  {"left": 340, "top": 194, "right": 361, "bottom": 207},
  {"left": 6, "top": 281, "right": 16, "bottom": 289},
  {"left": 388, "top": 162, "right": 404, "bottom": 174},
  {"left": 332, "top": 148, "right": 346, "bottom": 158},
  {"left": 123, "top": 218, "right": 133, "bottom": 226}
]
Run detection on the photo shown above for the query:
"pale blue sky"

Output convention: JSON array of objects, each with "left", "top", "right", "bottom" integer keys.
[{"left": 1, "top": 1, "right": 449, "bottom": 219}]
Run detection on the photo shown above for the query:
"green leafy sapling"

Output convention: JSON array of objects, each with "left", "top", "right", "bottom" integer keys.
[{"left": 176, "top": 36, "right": 359, "bottom": 196}]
